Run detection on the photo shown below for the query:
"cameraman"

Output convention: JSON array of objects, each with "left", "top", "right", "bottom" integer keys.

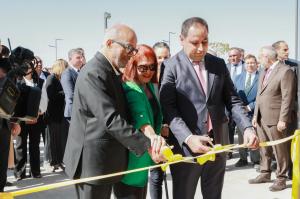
[{"left": 0, "top": 57, "right": 21, "bottom": 192}]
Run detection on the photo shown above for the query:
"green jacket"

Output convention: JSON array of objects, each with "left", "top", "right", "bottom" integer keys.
[{"left": 121, "top": 81, "right": 163, "bottom": 187}]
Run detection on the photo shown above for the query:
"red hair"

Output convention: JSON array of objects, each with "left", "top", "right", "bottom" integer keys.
[{"left": 122, "top": 44, "right": 158, "bottom": 83}]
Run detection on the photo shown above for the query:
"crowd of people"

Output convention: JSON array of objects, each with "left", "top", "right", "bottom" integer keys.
[{"left": 0, "top": 16, "right": 298, "bottom": 199}]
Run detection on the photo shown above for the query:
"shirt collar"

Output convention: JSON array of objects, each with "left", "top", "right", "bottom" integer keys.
[
  {"left": 268, "top": 60, "right": 279, "bottom": 71},
  {"left": 100, "top": 51, "right": 121, "bottom": 75},
  {"left": 69, "top": 64, "right": 80, "bottom": 73}
]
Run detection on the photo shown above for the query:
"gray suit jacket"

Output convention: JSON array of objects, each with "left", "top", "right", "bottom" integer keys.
[
  {"left": 254, "top": 62, "right": 296, "bottom": 125},
  {"left": 160, "top": 51, "right": 252, "bottom": 156},
  {"left": 63, "top": 52, "right": 150, "bottom": 185},
  {"left": 61, "top": 66, "right": 78, "bottom": 118}
]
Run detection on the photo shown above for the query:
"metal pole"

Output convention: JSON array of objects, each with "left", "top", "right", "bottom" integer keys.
[
  {"left": 168, "top": 32, "right": 175, "bottom": 51},
  {"left": 55, "top": 39, "right": 58, "bottom": 60},
  {"left": 49, "top": 39, "right": 63, "bottom": 61},
  {"left": 104, "top": 12, "right": 111, "bottom": 31}
]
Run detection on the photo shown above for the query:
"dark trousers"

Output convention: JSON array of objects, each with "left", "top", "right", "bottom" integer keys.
[
  {"left": 149, "top": 168, "right": 164, "bottom": 199},
  {"left": 75, "top": 183, "right": 112, "bottom": 199},
  {"left": 170, "top": 153, "right": 226, "bottom": 199},
  {"left": 0, "top": 122, "right": 10, "bottom": 192},
  {"left": 14, "top": 122, "right": 42, "bottom": 177},
  {"left": 48, "top": 119, "right": 67, "bottom": 166},
  {"left": 114, "top": 182, "right": 147, "bottom": 199}
]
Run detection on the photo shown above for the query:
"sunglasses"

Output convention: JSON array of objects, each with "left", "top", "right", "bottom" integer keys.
[
  {"left": 111, "top": 40, "right": 138, "bottom": 56},
  {"left": 137, "top": 64, "right": 157, "bottom": 72}
]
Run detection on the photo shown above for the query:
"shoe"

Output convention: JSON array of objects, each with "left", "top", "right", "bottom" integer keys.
[
  {"left": 14, "top": 173, "right": 26, "bottom": 181},
  {"left": 235, "top": 159, "right": 248, "bottom": 167},
  {"left": 5, "top": 181, "right": 13, "bottom": 186},
  {"left": 269, "top": 179, "right": 286, "bottom": 192},
  {"left": 31, "top": 173, "right": 42, "bottom": 178},
  {"left": 227, "top": 152, "right": 233, "bottom": 160},
  {"left": 248, "top": 174, "right": 272, "bottom": 184}
]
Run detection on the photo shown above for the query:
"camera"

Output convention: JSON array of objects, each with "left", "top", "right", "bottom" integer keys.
[{"left": 0, "top": 46, "right": 41, "bottom": 121}]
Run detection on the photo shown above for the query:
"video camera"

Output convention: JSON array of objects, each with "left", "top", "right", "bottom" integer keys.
[{"left": 0, "top": 46, "right": 41, "bottom": 121}]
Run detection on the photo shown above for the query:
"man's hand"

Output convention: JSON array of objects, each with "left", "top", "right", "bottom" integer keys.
[
  {"left": 160, "top": 124, "right": 169, "bottom": 137},
  {"left": 186, "top": 135, "right": 211, "bottom": 154},
  {"left": 277, "top": 121, "right": 286, "bottom": 132},
  {"left": 243, "top": 128, "right": 259, "bottom": 149},
  {"left": 26, "top": 118, "right": 38, "bottom": 125},
  {"left": 252, "top": 117, "right": 257, "bottom": 128},
  {"left": 11, "top": 123, "right": 21, "bottom": 136}
]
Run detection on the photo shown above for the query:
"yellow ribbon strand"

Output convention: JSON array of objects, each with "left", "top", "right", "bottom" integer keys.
[
  {"left": 292, "top": 130, "right": 300, "bottom": 199},
  {"left": 1, "top": 131, "right": 299, "bottom": 199}
]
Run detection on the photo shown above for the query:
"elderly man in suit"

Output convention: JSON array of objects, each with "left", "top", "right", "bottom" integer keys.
[
  {"left": 226, "top": 47, "right": 246, "bottom": 158},
  {"left": 63, "top": 24, "right": 165, "bottom": 199},
  {"left": 160, "top": 17, "right": 258, "bottom": 199},
  {"left": 249, "top": 46, "right": 296, "bottom": 192},
  {"left": 233, "top": 54, "right": 260, "bottom": 167}
]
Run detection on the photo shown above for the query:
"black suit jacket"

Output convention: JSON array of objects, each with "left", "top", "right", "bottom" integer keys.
[
  {"left": 160, "top": 51, "right": 252, "bottom": 156},
  {"left": 45, "top": 74, "right": 65, "bottom": 122},
  {"left": 63, "top": 52, "right": 150, "bottom": 185}
]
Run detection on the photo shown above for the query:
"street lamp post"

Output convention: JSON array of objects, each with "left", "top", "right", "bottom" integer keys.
[
  {"left": 104, "top": 12, "right": 111, "bottom": 31},
  {"left": 168, "top": 32, "right": 175, "bottom": 51},
  {"left": 49, "top": 38, "right": 63, "bottom": 60}
]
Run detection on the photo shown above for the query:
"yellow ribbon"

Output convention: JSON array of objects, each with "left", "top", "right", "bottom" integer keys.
[
  {"left": 1, "top": 132, "right": 299, "bottom": 199},
  {"left": 292, "top": 130, "right": 300, "bottom": 199},
  {"left": 160, "top": 147, "right": 183, "bottom": 171}
]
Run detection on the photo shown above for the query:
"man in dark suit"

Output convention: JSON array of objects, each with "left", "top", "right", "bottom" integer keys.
[
  {"left": 159, "top": 17, "right": 258, "bottom": 199},
  {"left": 233, "top": 54, "right": 260, "bottom": 167},
  {"left": 250, "top": 46, "right": 296, "bottom": 191},
  {"left": 63, "top": 24, "right": 164, "bottom": 199}
]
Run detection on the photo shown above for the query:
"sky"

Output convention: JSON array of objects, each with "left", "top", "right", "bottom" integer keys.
[{"left": 1, "top": 0, "right": 300, "bottom": 67}]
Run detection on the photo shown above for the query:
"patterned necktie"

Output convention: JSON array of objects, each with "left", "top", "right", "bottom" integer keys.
[
  {"left": 245, "top": 73, "right": 252, "bottom": 94},
  {"left": 192, "top": 61, "right": 212, "bottom": 133}
]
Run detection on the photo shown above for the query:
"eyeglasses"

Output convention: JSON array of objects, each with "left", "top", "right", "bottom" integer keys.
[
  {"left": 137, "top": 64, "right": 157, "bottom": 73},
  {"left": 112, "top": 40, "right": 138, "bottom": 56}
]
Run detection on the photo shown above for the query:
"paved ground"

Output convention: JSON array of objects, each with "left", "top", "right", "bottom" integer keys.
[{"left": 3, "top": 139, "right": 292, "bottom": 199}]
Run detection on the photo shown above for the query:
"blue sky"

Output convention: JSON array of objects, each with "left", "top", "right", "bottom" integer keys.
[{"left": 1, "top": 0, "right": 299, "bottom": 67}]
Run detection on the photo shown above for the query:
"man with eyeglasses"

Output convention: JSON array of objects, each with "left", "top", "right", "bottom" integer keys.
[{"left": 63, "top": 24, "right": 165, "bottom": 199}]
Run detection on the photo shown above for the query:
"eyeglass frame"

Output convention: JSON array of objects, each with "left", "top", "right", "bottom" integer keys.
[
  {"left": 111, "top": 40, "right": 138, "bottom": 56},
  {"left": 137, "top": 64, "right": 157, "bottom": 73}
]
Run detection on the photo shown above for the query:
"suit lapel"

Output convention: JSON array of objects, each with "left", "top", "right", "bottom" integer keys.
[
  {"left": 260, "top": 64, "right": 280, "bottom": 94},
  {"left": 179, "top": 51, "right": 206, "bottom": 97},
  {"left": 205, "top": 55, "right": 215, "bottom": 101}
]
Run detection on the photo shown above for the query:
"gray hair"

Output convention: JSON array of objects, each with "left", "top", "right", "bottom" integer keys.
[
  {"left": 272, "top": 40, "right": 287, "bottom": 50},
  {"left": 153, "top": 42, "right": 170, "bottom": 51},
  {"left": 68, "top": 48, "right": 84, "bottom": 60},
  {"left": 259, "top": 46, "right": 277, "bottom": 61}
]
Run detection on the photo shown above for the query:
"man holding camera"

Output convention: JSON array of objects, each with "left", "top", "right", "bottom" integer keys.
[{"left": 0, "top": 56, "right": 21, "bottom": 192}]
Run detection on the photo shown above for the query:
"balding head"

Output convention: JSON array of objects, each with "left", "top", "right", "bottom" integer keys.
[
  {"left": 102, "top": 24, "right": 137, "bottom": 47},
  {"left": 101, "top": 24, "right": 138, "bottom": 69}
]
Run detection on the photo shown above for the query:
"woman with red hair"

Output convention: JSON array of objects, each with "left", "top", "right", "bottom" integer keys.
[{"left": 113, "top": 44, "right": 165, "bottom": 199}]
